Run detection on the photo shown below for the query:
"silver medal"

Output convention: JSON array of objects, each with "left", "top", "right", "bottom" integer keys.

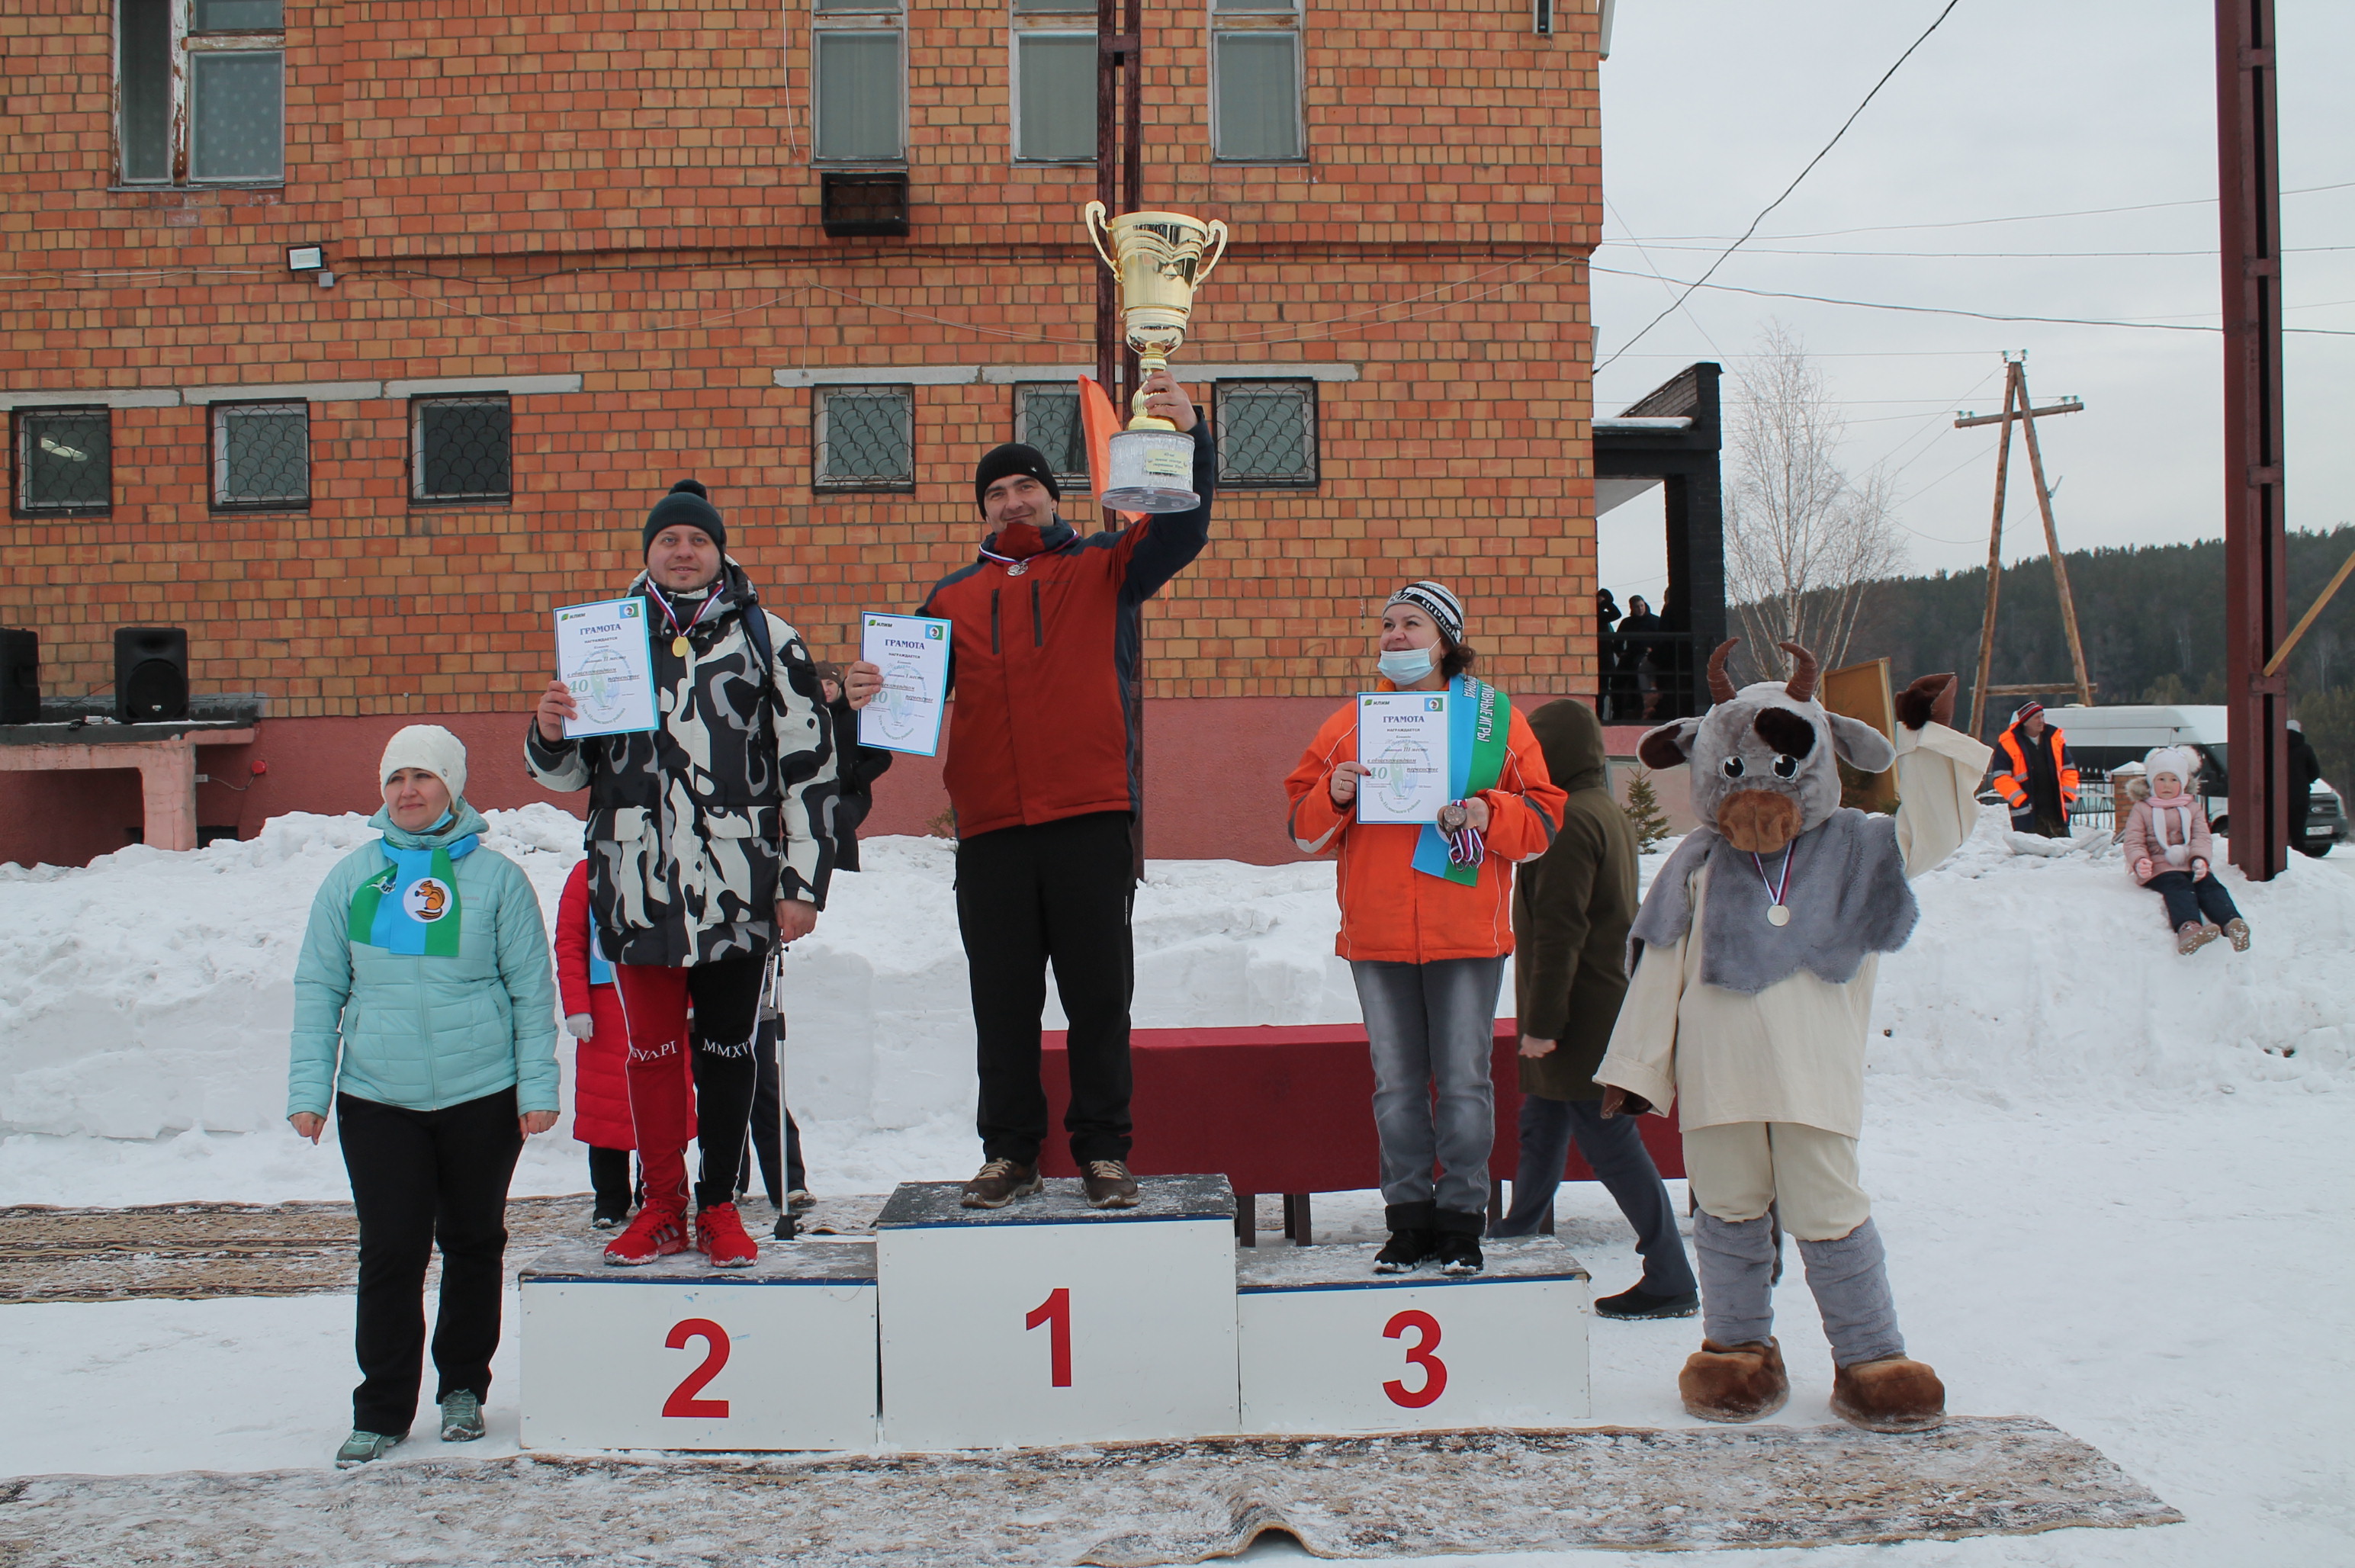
[
  {"left": 1766, "top": 904, "right": 1791, "bottom": 927},
  {"left": 1006, "top": 560, "right": 1028, "bottom": 577}
]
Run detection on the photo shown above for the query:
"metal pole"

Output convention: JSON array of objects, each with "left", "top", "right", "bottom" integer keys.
[
  {"left": 2012, "top": 361, "right": 2096, "bottom": 708},
  {"left": 1094, "top": 0, "right": 1120, "bottom": 413},
  {"left": 1966, "top": 359, "right": 2022, "bottom": 741},
  {"left": 2218, "top": 0, "right": 2289, "bottom": 880}
]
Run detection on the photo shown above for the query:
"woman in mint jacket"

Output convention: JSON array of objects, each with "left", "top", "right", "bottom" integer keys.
[{"left": 288, "top": 725, "right": 560, "bottom": 1468}]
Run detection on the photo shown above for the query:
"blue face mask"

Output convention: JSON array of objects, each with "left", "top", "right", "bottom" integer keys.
[{"left": 1377, "top": 647, "right": 1437, "bottom": 686}]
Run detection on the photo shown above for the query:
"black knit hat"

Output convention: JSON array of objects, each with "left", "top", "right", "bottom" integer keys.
[
  {"left": 642, "top": 479, "right": 725, "bottom": 555},
  {"left": 974, "top": 443, "right": 1061, "bottom": 513}
]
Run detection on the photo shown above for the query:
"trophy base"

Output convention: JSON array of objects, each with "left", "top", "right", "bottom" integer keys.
[{"left": 1102, "top": 428, "right": 1199, "bottom": 514}]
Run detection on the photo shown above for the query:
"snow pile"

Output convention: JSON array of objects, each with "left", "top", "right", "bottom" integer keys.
[{"left": 5, "top": 803, "right": 2351, "bottom": 1201}]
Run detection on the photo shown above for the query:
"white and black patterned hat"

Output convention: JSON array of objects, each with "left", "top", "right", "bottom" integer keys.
[{"left": 1386, "top": 580, "right": 1464, "bottom": 644}]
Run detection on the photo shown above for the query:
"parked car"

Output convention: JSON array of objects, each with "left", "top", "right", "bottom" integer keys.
[{"left": 2033, "top": 704, "right": 2347, "bottom": 856}]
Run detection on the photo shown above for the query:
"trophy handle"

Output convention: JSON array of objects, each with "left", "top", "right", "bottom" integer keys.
[
  {"left": 1083, "top": 201, "right": 1118, "bottom": 273},
  {"left": 1194, "top": 220, "right": 1231, "bottom": 288}
]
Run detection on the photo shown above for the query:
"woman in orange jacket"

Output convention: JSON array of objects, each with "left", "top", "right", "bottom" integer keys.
[{"left": 1284, "top": 581, "right": 1566, "bottom": 1276}]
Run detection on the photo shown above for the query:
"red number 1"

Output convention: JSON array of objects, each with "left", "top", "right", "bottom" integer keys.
[
  {"left": 662, "top": 1318, "right": 732, "bottom": 1418},
  {"left": 1025, "top": 1286, "right": 1073, "bottom": 1387},
  {"left": 1383, "top": 1309, "right": 1447, "bottom": 1409}
]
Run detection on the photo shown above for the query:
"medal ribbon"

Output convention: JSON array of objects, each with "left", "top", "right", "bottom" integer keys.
[
  {"left": 1750, "top": 847, "right": 1794, "bottom": 916},
  {"left": 652, "top": 584, "right": 724, "bottom": 653}
]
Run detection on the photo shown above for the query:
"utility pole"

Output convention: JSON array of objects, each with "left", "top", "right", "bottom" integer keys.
[
  {"left": 2218, "top": 0, "right": 2290, "bottom": 881},
  {"left": 1956, "top": 353, "right": 2093, "bottom": 739},
  {"left": 1095, "top": 0, "right": 1144, "bottom": 486}
]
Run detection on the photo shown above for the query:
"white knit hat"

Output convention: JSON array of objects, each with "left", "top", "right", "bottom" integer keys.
[
  {"left": 2143, "top": 745, "right": 2198, "bottom": 789},
  {"left": 380, "top": 724, "right": 468, "bottom": 804}
]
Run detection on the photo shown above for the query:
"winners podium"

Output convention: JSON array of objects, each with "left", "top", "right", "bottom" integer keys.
[{"left": 520, "top": 1176, "right": 1589, "bottom": 1452}]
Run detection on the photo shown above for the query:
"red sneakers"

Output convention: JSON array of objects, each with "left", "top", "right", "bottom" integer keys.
[
  {"left": 602, "top": 1203, "right": 687, "bottom": 1267},
  {"left": 695, "top": 1202, "right": 760, "bottom": 1269}
]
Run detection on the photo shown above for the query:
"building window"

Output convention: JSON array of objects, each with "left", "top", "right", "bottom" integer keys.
[
  {"left": 117, "top": 0, "right": 286, "bottom": 185},
  {"left": 815, "top": 386, "right": 916, "bottom": 493},
  {"left": 210, "top": 401, "right": 309, "bottom": 509},
  {"left": 812, "top": 0, "right": 905, "bottom": 163},
  {"left": 12, "top": 408, "right": 112, "bottom": 516},
  {"left": 410, "top": 396, "right": 512, "bottom": 504},
  {"left": 1214, "top": 381, "right": 1318, "bottom": 487},
  {"left": 1013, "top": 34, "right": 1097, "bottom": 162},
  {"left": 1212, "top": 0, "right": 1303, "bottom": 162},
  {"left": 1013, "top": 384, "right": 1091, "bottom": 493}
]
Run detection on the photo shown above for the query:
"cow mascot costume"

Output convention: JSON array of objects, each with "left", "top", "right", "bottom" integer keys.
[{"left": 1595, "top": 641, "right": 1990, "bottom": 1432}]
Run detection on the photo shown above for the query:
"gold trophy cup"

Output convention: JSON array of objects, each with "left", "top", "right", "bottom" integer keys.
[{"left": 1084, "top": 201, "right": 1229, "bottom": 512}]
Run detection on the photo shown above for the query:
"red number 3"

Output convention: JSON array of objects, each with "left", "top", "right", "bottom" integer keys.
[
  {"left": 662, "top": 1317, "right": 731, "bottom": 1418},
  {"left": 1383, "top": 1309, "right": 1447, "bottom": 1409}
]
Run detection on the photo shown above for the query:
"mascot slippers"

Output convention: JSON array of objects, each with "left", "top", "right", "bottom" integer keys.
[{"left": 1595, "top": 640, "right": 1993, "bottom": 1433}]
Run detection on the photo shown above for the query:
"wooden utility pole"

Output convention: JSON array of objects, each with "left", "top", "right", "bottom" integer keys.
[
  {"left": 1958, "top": 353, "right": 2093, "bottom": 738},
  {"left": 2217, "top": 0, "right": 2290, "bottom": 881},
  {"left": 1096, "top": 0, "right": 1146, "bottom": 875}
]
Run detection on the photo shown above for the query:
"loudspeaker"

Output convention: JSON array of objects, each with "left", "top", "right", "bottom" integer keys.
[
  {"left": 0, "top": 628, "right": 35, "bottom": 725},
  {"left": 115, "top": 626, "right": 189, "bottom": 724}
]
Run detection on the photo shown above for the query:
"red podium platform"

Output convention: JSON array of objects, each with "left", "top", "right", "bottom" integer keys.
[{"left": 1040, "top": 1021, "right": 1683, "bottom": 1243}]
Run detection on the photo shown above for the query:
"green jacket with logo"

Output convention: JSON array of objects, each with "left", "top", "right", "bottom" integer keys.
[{"left": 288, "top": 803, "right": 560, "bottom": 1120}]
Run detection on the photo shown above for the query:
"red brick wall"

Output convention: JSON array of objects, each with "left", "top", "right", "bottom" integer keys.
[{"left": 2, "top": 0, "right": 1602, "bottom": 863}]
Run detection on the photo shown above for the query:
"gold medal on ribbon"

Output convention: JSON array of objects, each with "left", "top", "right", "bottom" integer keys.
[{"left": 673, "top": 636, "right": 689, "bottom": 658}]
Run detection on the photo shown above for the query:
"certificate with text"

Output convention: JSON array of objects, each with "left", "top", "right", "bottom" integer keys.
[
  {"left": 1354, "top": 692, "right": 1453, "bottom": 824},
  {"left": 857, "top": 612, "right": 953, "bottom": 757},
  {"left": 554, "top": 597, "right": 659, "bottom": 740}
]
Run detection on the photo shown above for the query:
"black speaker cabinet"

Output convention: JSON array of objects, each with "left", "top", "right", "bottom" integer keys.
[
  {"left": 115, "top": 626, "right": 189, "bottom": 724},
  {"left": 0, "top": 628, "right": 34, "bottom": 725}
]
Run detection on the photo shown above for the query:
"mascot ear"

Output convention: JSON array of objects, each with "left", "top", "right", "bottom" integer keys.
[
  {"left": 1637, "top": 716, "right": 1702, "bottom": 771},
  {"left": 1826, "top": 713, "right": 1897, "bottom": 774}
]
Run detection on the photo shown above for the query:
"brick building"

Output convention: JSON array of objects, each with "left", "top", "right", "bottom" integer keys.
[{"left": 1, "top": 0, "right": 1605, "bottom": 868}]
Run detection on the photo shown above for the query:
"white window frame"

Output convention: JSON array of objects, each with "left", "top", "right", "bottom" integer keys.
[
  {"left": 409, "top": 395, "right": 514, "bottom": 506},
  {"left": 1008, "top": 28, "right": 1097, "bottom": 165},
  {"left": 814, "top": 385, "right": 917, "bottom": 493},
  {"left": 1209, "top": 0, "right": 1306, "bottom": 164},
  {"left": 811, "top": 0, "right": 907, "bottom": 166},
  {"left": 114, "top": 0, "right": 287, "bottom": 187},
  {"left": 209, "top": 400, "right": 310, "bottom": 510}
]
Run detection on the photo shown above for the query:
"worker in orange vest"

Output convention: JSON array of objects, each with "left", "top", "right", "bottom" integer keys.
[{"left": 1991, "top": 702, "right": 2079, "bottom": 837}]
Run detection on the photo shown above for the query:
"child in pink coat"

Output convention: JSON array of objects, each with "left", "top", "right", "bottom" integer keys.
[{"left": 2120, "top": 747, "right": 2251, "bottom": 956}]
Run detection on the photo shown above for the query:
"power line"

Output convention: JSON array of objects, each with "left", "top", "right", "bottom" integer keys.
[
  {"left": 1596, "top": 0, "right": 1965, "bottom": 373},
  {"left": 1598, "top": 241, "right": 2355, "bottom": 261},
  {"left": 1611, "top": 179, "right": 2355, "bottom": 245}
]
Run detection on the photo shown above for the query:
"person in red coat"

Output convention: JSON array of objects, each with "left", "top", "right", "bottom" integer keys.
[{"left": 554, "top": 860, "right": 691, "bottom": 1226}]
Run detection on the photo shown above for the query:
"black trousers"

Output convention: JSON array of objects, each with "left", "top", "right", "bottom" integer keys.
[
  {"left": 738, "top": 1014, "right": 807, "bottom": 1203},
  {"left": 956, "top": 811, "right": 1136, "bottom": 1166},
  {"left": 2147, "top": 868, "right": 2243, "bottom": 930},
  {"left": 685, "top": 956, "right": 765, "bottom": 1209},
  {"left": 336, "top": 1088, "right": 523, "bottom": 1437},
  {"left": 587, "top": 1145, "right": 634, "bottom": 1212}
]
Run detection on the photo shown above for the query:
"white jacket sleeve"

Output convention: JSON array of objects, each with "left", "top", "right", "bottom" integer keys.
[{"left": 1894, "top": 721, "right": 1994, "bottom": 878}]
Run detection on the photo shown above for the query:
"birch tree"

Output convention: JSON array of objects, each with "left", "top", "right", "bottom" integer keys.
[{"left": 1724, "top": 323, "right": 1905, "bottom": 680}]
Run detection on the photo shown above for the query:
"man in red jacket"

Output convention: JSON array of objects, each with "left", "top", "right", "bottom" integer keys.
[{"left": 848, "top": 369, "right": 1213, "bottom": 1210}]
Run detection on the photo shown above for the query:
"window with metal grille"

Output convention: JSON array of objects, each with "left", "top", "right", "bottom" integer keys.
[
  {"left": 813, "top": 0, "right": 905, "bottom": 163},
  {"left": 1212, "top": 0, "right": 1303, "bottom": 161},
  {"left": 1213, "top": 381, "right": 1318, "bottom": 487},
  {"left": 117, "top": 0, "right": 285, "bottom": 185},
  {"left": 1013, "top": 384, "right": 1091, "bottom": 493},
  {"left": 1012, "top": 31, "right": 1094, "bottom": 162},
  {"left": 815, "top": 387, "right": 915, "bottom": 492},
  {"left": 211, "top": 401, "right": 308, "bottom": 508},
  {"left": 14, "top": 408, "right": 112, "bottom": 516},
  {"left": 410, "top": 397, "right": 512, "bottom": 503}
]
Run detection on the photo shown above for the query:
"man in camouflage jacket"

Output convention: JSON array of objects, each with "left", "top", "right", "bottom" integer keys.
[{"left": 529, "top": 480, "right": 839, "bottom": 1268}]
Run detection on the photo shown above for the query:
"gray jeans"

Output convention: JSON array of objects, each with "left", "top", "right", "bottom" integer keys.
[
  {"left": 1493, "top": 1094, "right": 1696, "bottom": 1296},
  {"left": 1351, "top": 956, "right": 1506, "bottom": 1222}
]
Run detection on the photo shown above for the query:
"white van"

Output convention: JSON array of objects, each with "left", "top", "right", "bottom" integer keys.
[{"left": 2029, "top": 704, "right": 2346, "bottom": 856}]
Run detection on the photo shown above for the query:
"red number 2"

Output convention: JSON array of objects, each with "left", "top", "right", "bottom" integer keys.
[
  {"left": 1025, "top": 1286, "right": 1074, "bottom": 1387},
  {"left": 662, "top": 1317, "right": 732, "bottom": 1419},
  {"left": 1383, "top": 1309, "right": 1447, "bottom": 1409}
]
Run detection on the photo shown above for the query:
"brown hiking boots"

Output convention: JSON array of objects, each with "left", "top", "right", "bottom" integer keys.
[
  {"left": 1081, "top": 1159, "right": 1139, "bottom": 1209},
  {"left": 1830, "top": 1355, "right": 1947, "bottom": 1432},
  {"left": 1678, "top": 1337, "right": 1790, "bottom": 1423},
  {"left": 959, "top": 1158, "right": 1043, "bottom": 1209}
]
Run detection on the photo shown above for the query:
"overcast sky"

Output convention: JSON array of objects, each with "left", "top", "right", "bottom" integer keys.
[{"left": 1590, "top": 0, "right": 2355, "bottom": 603}]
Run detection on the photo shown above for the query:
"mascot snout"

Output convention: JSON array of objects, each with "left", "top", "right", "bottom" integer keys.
[{"left": 1718, "top": 789, "right": 1804, "bottom": 854}]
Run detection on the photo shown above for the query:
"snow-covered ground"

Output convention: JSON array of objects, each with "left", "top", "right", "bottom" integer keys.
[{"left": 4, "top": 810, "right": 2353, "bottom": 1564}]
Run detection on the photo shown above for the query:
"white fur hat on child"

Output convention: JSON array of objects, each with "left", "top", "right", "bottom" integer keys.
[
  {"left": 2143, "top": 745, "right": 2199, "bottom": 789},
  {"left": 379, "top": 724, "right": 468, "bottom": 804}
]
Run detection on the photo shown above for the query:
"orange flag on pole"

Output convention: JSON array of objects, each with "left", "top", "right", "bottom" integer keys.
[{"left": 1078, "top": 375, "right": 1147, "bottom": 525}]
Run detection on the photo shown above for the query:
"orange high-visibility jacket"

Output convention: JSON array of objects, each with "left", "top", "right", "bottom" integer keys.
[
  {"left": 1991, "top": 724, "right": 2079, "bottom": 815},
  {"left": 1284, "top": 690, "right": 1566, "bottom": 964}
]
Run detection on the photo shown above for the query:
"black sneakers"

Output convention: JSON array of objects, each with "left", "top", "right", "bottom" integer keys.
[
  {"left": 1593, "top": 1284, "right": 1701, "bottom": 1320},
  {"left": 1373, "top": 1229, "right": 1438, "bottom": 1274},
  {"left": 1435, "top": 1232, "right": 1484, "bottom": 1276}
]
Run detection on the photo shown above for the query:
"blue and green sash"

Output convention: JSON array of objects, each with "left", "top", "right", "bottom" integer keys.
[
  {"left": 1411, "top": 676, "right": 1512, "bottom": 886},
  {"left": 348, "top": 837, "right": 476, "bottom": 956}
]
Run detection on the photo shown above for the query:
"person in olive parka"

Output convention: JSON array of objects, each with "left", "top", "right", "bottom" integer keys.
[{"left": 1496, "top": 697, "right": 1699, "bottom": 1320}]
